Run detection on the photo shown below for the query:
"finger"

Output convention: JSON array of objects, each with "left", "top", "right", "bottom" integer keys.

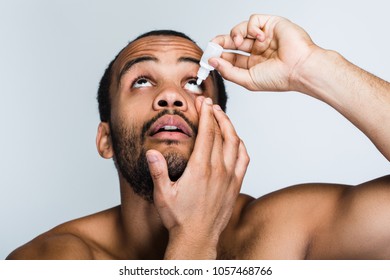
[
  {"left": 238, "top": 38, "right": 256, "bottom": 54},
  {"left": 229, "top": 21, "right": 251, "bottom": 48},
  {"left": 195, "top": 96, "right": 204, "bottom": 114},
  {"left": 247, "top": 14, "right": 270, "bottom": 42},
  {"left": 211, "top": 35, "right": 237, "bottom": 51},
  {"left": 211, "top": 36, "right": 243, "bottom": 66},
  {"left": 210, "top": 108, "right": 224, "bottom": 165},
  {"left": 195, "top": 96, "right": 223, "bottom": 165},
  {"left": 191, "top": 97, "right": 215, "bottom": 162},
  {"left": 212, "top": 34, "right": 255, "bottom": 56},
  {"left": 146, "top": 149, "right": 172, "bottom": 201},
  {"left": 208, "top": 57, "right": 254, "bottom": 90},
  {"left": 195, "top": 97, "right": 223, "bottom": 163},
  {"left": 212, "top": 105, "right": 240, "bottom": 168},
  {"left": 230, "top": 16, "right": 267, "bottom": 44}
]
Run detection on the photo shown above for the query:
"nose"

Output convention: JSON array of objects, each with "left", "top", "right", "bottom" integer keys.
[{"left": 153, "top": 86, "right": 188, "bottom": 111}]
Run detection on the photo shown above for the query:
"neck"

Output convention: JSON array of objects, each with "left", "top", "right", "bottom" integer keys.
[{"left": 119, "top": 176, "right": 169, "bottom": 259}]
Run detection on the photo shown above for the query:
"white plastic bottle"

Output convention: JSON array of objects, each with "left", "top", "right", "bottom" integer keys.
[
  {"left": 196, "top": 42, "right": 223, "bottom": 85},
  {"left": 196, "top": 42, "right": 250, "bottom": 85}
]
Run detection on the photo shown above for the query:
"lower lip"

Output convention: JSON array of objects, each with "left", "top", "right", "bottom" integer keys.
[{"left": 150, "top": 132, "right": 190, "bottom": 141}]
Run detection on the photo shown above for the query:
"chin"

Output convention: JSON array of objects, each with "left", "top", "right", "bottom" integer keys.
[
  {"left": 146, "top": 139, "right": 194, "bottom": 159},
  {"left": 163, "top": 151, "right": 189, "bottom": 182}
]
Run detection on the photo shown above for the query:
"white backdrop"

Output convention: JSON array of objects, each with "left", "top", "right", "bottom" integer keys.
[{"left": 1, "top": 0, "right": 389, "bottom": 259}]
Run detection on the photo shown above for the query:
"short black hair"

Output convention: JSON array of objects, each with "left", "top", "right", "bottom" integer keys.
[{"left": 97, "top": 30, "right": 227, "bottom": 123}]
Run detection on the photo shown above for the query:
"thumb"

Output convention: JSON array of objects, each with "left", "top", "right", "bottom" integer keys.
[
  {"left": 209, "top": 57, "right": 253, "bottom": 90},
  {"left": 146, "top": 149, "right": 171, "bottom": 199}
]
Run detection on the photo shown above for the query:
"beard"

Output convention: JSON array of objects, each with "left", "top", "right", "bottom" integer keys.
[{"left": 109, "top": 110, "right": 197, "bottom": 203}]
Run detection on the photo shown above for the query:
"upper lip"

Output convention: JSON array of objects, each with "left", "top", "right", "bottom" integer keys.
[{"left": 149, "top": 114, "right": 194, "bottom": 137}]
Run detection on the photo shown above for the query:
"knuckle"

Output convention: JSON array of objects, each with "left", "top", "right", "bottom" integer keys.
[
  {"left": 214, "top": 127, "right": 222, "bottom": 138},
  {"left": 197, "top": 165, "right": 212, "bottom": 178},
  {"left": 205, "top": 133, "right": 215, "bottom": 143},
  {"left": 243, "top": 147, "right": 250, "bottom": 165},
  {"left": 229, "top": 135, "right": 240, "bottom": 147},
  {"left": 150, "top": 168, "right": 164, "bottom": 180},
  {"left": 215, "top": 164, "right": 227, "bottom": 176},
  {"left": 243, "top": 155, "right": 250, "bottom": 166},
  {"left": 209, "top": 161, "right": 227, "bottom": 178},
  {"left": 205, "top": 126, "right": 216, "bottom": 139},
  {"left": 245, "top": 153, "right": 250, "bottom": 164},
  {"left": 249, "top": 14, "right": 257, "bottom": 22}
]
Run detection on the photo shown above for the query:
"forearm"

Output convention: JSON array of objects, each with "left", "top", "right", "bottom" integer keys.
[{"left": 295, "top": 48, "right": 390, "bottom": 161}]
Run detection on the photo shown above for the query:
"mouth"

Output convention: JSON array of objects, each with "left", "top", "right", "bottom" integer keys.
[{"left": 149, "top": 114, "right": 193, "bottom": 140}]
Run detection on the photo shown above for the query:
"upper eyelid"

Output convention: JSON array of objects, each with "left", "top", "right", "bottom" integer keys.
[
  {"left": 131, "top": 75, "right": 154, "bottom": 87},
  {"left": 128, "top": 75, "right": 205, "bottom": 92},
  {"left": 185, "top": 76, "right": 202, "bottom": 84},
  {"left": 131, "top": 75, "right": 198, "bottom": 84},
  {"left": 184, "top": 77, "right": 204, "bottom": 87}
]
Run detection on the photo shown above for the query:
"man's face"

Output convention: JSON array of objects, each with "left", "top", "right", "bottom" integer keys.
[{"left": 108, "top": 35, "right": 217, "bottom": 202}]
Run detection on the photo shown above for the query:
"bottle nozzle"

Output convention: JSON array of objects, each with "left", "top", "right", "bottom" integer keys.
[{"left": 196, "top": 64, "right": 212, "bottom": 85}]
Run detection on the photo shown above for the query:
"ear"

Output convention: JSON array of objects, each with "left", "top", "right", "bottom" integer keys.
[{"left": 96, "top": 122, "right": 114, "bottom": 159}]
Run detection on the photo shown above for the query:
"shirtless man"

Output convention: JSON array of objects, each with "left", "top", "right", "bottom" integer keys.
[{"left": 7, "top": 14, "right": 390, "bottom": 260}]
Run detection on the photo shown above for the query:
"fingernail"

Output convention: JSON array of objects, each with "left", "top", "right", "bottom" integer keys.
[
  {"left": 256, "top": 33, "right": 265, "bottom": 42},
  {"left": 197, "top": 96, "right": 205, "bottom": 102},
  {"left": 213, "top": 104, "right": 222, "bottom": 111},
  {"left": 208, "top": 58, "right": 218, "bottom": 68},
  {"left": 146, "top": 152, "right": 158, "bottom": 163},
  {"left": 205, "top": 98, "right": 213, "bottom": 105}
]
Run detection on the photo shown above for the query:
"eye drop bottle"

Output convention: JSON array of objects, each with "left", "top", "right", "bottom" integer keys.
[{"left": 196, "top": 42, "right": 223, "bottom": 85}]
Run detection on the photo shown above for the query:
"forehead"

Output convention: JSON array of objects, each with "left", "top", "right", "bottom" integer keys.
[{"left": 112, "top": 35, "right": 203, "bottom": 78}]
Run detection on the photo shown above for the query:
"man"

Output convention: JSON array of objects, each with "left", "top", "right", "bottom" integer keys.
[{"left": 7, "top": 14, "right": 390, "bottom": 259}]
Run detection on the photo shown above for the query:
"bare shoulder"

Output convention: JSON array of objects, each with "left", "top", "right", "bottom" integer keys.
[
  {"left": 227, "top": 175, "right": 390, "bottom": 259},
  {"left": 6, "top": 232, "right": 93, "bottom": 260},
  {"left": 221, "top": 184, "right": 348, "bottom": 259},
  {"left": 240, "top": 182, "right": 348, "bottom": 229},
  {"left": 7, "top": 206, "right": 123, "bottom": 260},
  {"left": 310, "top": 174, "right": 390, "bottom": 259}
]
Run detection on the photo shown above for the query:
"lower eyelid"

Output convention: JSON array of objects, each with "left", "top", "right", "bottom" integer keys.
[{"left": 184, "top": 83, "right": 203, "bottom": 93}]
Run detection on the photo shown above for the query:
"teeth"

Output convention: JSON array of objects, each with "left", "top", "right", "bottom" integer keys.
[{"left": 163, "top": 125, "right": 178, "bottom": 131}]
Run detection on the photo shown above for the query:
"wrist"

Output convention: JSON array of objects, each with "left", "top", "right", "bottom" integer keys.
[
  {"left": 292, "top": 47, "right": 342, "bottom": 101},
  {"left": 164, "top": 227, "right": 219, "bottom": 259}
]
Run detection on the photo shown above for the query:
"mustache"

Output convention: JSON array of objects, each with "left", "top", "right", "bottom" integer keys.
[{"left": 141, "top": 109, "right": 198, "bottom": 140}]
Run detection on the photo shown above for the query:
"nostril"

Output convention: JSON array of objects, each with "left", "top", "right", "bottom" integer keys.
[
  {"left": 174, "top": 101, "right": 183, "bottom": 107},
  {"left": 158, "top": 100, "right": 168, "bottom": 107}
]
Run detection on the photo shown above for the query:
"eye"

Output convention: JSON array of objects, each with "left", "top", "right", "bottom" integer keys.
[
  {"left": 132, "top": 76, "right": 153, "bottom": 88},
  {"left": 184, "top": 79, "right": 204, "bottom": 94}
]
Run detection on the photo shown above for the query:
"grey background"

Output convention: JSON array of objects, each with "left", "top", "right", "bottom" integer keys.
[{"left": 1, "top": 0, "right": 389, "bottom": 259}]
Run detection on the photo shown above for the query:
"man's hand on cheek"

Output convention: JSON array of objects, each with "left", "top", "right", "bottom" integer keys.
[{"left": 146, "top": 97, "right": 249, "bottom": 259}]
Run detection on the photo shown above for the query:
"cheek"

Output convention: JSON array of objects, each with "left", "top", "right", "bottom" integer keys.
[
  {"left": 110, "top": 106, "right": 143, "bottom": 142},
  {"left": 112, "top": 95, "right": 151, "bottom": 126},
  {"left": 113, "top": 82, "right": 154, "bottom": 113}
]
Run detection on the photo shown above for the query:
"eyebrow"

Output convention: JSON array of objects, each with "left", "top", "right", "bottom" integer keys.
[
  {"left": 178, "top": 56, "right": 200, "bottom": 65},
  {"left": 118, "top": 56, "right": 157, "bottom": 85},
  {"left": 118, "top": 56, "right": 201, "bottom": 85}
]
